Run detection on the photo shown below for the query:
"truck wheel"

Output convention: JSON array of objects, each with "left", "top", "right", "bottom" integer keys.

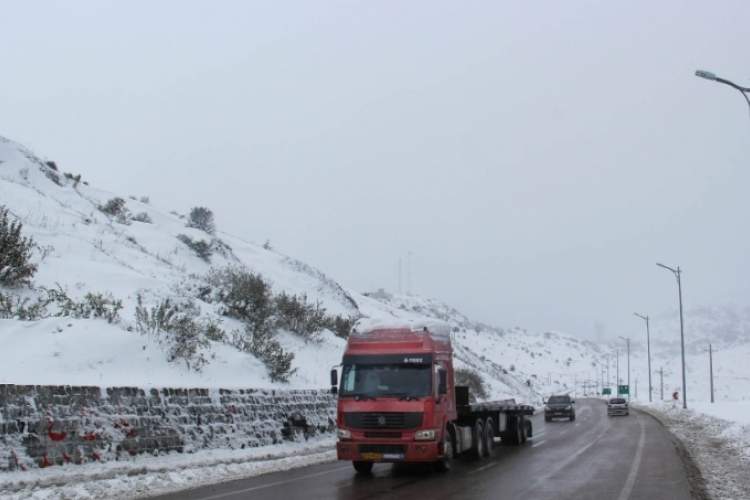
[
  {"left": 483, "top": 418, "right": 495, "bottom": 456},
  {"left": 352, "top": 461, "right": 373, "bottom": 474},
  {"left": 473, "top": 419, "right": 486, "bottom": 459},
  {"left": 520, "top": 418, "right": 528, "bottom": 444},
  {"left": 434, "top": 427, "right": 454, "bottom": 472}
]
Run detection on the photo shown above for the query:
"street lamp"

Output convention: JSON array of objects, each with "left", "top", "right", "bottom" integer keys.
[
  {"left": 703, "top": 344, "right": 715, "bottom": 404},
  {"left": 634, "top": 313, "right": 653, "bottom": 403},
  {"left": 657, "top": 262, "right": 687, "bottom": 409},
  {"left": 695, "top": 69, "right": 750, "bottom": 116},
  {"left": 619, "top": 336, "right": 631, "bottom": 400}
]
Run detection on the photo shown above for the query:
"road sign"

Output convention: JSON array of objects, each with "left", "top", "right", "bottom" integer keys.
[
  {"left": 602, "top": 388, "right": 612, "bottom": 395},
  {"left": 618, "top": 385, "right": 630, "bottom": 395}
]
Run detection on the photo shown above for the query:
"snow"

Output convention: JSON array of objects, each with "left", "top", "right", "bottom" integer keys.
[
  {"left": 0, "top": 134, "right": 605, "bottom": 397},
  {"left": 0, "top": 436, "right": 337, "bottom": 500},
  {"left": 637, "top": 402, "right": 750, "bottom": 500}
]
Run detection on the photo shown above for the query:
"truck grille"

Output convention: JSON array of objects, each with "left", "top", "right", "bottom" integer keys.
[
  {"left": 344, "top": 412, "right": 422, "bottom": 429},
  {"left": 364, "top": 431, "right": 402, "bottom": 439}
]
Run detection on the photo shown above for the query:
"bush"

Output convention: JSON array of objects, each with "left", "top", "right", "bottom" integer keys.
[
  {"left": 455, "top": 368, "right": 489, "bottom": 402},
  {"left": 231, "top": 325, "right": 296, "bottom": 382},
  {"left": 131, "top": 212, "right": 153, "bottom": 224},
  {"left": 274, "top": 292, "right": 327, "bottom": 342},
  {"left": 0, "top": 206, "right": 38, "bottom": 287},
  {"left": 207, "top": 267, "right": 274, "bottom": 333},
  {"left": 44, "top": 286, "right": 123, "bottom": 323},
  {"left": 134, "top": 295, "right": 212, "bottom": 371},
  {"left": 98, "top": 197, "right": 131, "bottom": 224},
  {"left": 325, "top": 315, "right": 356, "bottom": 339},
  {"left": 186, "top": 206, "right": 215, "bottom": 235},
  {"left": 177, "top": 234, "right": 212, "bottom": 262}
]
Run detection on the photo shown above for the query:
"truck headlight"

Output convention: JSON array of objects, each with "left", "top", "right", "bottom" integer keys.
[
  {"left": 337, "top": 428, "right": 352, "bottom": 439},
  {"left": 414, "top": 429, "right": 437, "bottom": 441}
]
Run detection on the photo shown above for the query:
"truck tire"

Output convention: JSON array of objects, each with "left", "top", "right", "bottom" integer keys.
[
  {"left": 472, "top": 419, "right": 486, "bottom": 459},
  {"left": 352, "top": 461, "right": 373, "bottom": 474},
  {"left": 434, "top": 426, "right": 454, "bottom": 472},
  {"left": 483, "top": 418, "right": 495, "bottom": 456},
  {"left": 520, "top": 417, "right": 528, "bottom": 444}
]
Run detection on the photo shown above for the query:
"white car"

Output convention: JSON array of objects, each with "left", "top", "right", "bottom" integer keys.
[{"left": 607, "top": 397, "right": 629, "bottom": 416}]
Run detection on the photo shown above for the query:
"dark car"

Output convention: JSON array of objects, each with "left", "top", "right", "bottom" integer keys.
[{"left": 544, "top": 394, "right": 576, "bottom": 422}]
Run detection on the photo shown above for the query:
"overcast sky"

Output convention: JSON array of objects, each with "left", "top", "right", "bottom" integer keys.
[{"left": 2, "top": 1, "right": 749, "bottom": 339}]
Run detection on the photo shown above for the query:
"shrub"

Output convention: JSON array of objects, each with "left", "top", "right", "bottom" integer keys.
[
  {"left": 63, "top": 172, "right": 82, "bottom": 187},
  {"left": 207, "top": 267, "right": 274, "bottom": 334},
  {"left": 325, "top": 315, "right": 356, "bottom": 339},
  {"left": 99, "top": 197, "right": 127, "bottom": 217},
  {"left": 131, "top": 212, "right": 153, "bottom": 224},
  {"left": 177, "top": 234, "right": 212, "bottom": 262},
  {"left": 44, "top": 286, "right": 123, "bottom": 323},
  {"left": 455, "top": 368, "right": 489, "bottom": 402},
  {"left": 274, "top": 292, "right": 327, "bottom": 342},
  {"left": 186, "top": 206, "right": 215, "bottom": 234},
  {"left": 0, "top": 206, "right": 38, "bottom": 287},
  {"left": 134, "top": 295, "right": 212, "bottom": 371},
  {"left": 98, "top": 197, "right": 131, "bottom": 224},
  {"left": 231, "top": 325, "right": 295, "bottom": 382}
]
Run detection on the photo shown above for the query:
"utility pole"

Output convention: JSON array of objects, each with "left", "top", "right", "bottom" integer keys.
[
  {"left": 406, "top": 251, "right": 413, "bottom": 295},
  {"left": 706, "top": 344, "right": 715, "bottom": 403},
  {"left": 634, "top": 313, "right": 653, "bottom": 402},
  {"left": 616, "top": 349, "right": 620, "bottom": 387},
  {"left": 657, "top": 263, "right": 688, "bottom": 409}
]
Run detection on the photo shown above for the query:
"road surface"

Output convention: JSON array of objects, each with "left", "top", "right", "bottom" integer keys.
[{"left": 151, "top": 399, "right": 697, "bottom": 500}]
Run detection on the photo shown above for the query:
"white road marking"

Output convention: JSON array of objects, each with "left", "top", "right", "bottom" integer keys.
[
  {"left": 196, "top": 465, "right": 351, "bottom": 500},
  {"left": 531, "top": 440, "right": 546, "bottom": 448},
  {"left": 470, "top": 462, "right": 499, "bottom": 474},
  {"left": 617, "top": 415, "right": 646, "bottom": 500}
]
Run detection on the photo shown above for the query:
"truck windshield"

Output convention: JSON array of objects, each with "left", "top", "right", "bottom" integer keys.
[{"left": 340, "top": 363, "right": 432, "bottom": 398}]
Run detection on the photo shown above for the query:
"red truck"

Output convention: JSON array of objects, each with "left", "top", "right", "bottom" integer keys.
[{"left": 330, "top": 326, "right": 535, "bottom": 473}]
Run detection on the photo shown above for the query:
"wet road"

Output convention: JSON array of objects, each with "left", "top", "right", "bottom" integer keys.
[{"left": 152, "top": 399, "right": 695, "bottom": 500}]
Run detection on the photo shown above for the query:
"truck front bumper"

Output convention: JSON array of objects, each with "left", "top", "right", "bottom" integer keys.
[{"left": 337, "top": 440, "right": 440, "bottom": 463}]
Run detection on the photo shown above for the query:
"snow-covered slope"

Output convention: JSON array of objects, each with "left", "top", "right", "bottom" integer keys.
[
  {"left": 0, "top": 135, "right": 603, "bottom": 402},
  {"left": 601, "top": 305, "right": 750, "bottom": 404}
]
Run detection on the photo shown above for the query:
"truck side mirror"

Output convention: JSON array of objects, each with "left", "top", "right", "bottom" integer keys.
[
  {"left": 330, "top": 368, "right": 338, "bottom": 394},
  {"left": 438, "top": 369, "right": 448, "bottom": 395}
]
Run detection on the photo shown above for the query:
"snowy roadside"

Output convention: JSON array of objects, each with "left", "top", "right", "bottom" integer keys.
[
  {"left": 0, "top": 436, "right": 336, "bottom": 500},
  {"left": 636, "top": 402, "right": 750, "bottom": 500}
]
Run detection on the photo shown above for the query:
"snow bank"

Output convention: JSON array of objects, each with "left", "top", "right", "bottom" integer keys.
[{"left": 638, "top": 402, "right": 750, "bottom": 500}]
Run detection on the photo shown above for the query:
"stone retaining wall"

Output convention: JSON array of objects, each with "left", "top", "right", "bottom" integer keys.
[{"left": 0, "top": 385, "right": 336, "bottom": 470}]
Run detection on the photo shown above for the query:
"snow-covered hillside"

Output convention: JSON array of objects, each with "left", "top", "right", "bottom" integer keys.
[
  {"left": 0, "top": 135, "right": 603, "bottom": 402},
  {"left": 601, "top": 305, "right": 750, "bottom": 404}
]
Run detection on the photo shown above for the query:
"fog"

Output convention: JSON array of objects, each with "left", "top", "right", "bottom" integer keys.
[{"left": 2, "top": 1, "right": 749, "bottom": 339}]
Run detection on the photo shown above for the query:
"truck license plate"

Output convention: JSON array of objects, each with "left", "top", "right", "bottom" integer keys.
[{"left": 360, "top": 452, "right": 382, "bottom": 461}]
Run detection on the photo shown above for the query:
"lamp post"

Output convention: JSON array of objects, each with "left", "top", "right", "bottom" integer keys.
[
  {"left": 695, "top": 69, "right": 750, "bottom": 116},
  {"left": 634, "top": 313, "right": 653, "bottom": 402},
  {"left": 619, "top": 336, "right": 631, "bottom": 400},
  {"left": 616, "top": 349, "right": 620, "bottom": 387},
  {"left": 657, "top": 262, "right": 687, "bottom": 409},
  {"left": 704, "top": 344, "right": 715, "bottom": 403}
]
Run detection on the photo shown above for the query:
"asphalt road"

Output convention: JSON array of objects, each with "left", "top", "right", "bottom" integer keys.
[{"left": 151, "top": 399, "right": 695, "bottom": 500}]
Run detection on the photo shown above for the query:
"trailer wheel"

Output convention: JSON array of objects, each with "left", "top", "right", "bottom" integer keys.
[
  {"left": 483, "top": 418, "right": 495, "bottom": 456},
  {"left": 472, "top": 419, "right": 486, "bottom": 459},
  {"left": 352, "top": 461, "right": 373, "bottom": 474},
  {"left": 520, "top": 417, "right": 528, "bottom": 444}
]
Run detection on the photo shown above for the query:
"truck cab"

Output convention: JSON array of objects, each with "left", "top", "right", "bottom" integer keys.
[
  {"left": 331, "top": 325, "right": 535, "bottom": 474},
  {"left": 332, "top": 326, "right": 455, "bottom": 473}
]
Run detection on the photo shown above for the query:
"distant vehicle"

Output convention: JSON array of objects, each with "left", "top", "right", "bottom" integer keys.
[
  {"left": 331, "top": 326, "right": 535, "bottom": 474},
  {"left": 544, "top": 394, "right": 575, "bottom": 422},
  {"left": 607, "top": 397, "right": 629, "bottom": 416}
]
